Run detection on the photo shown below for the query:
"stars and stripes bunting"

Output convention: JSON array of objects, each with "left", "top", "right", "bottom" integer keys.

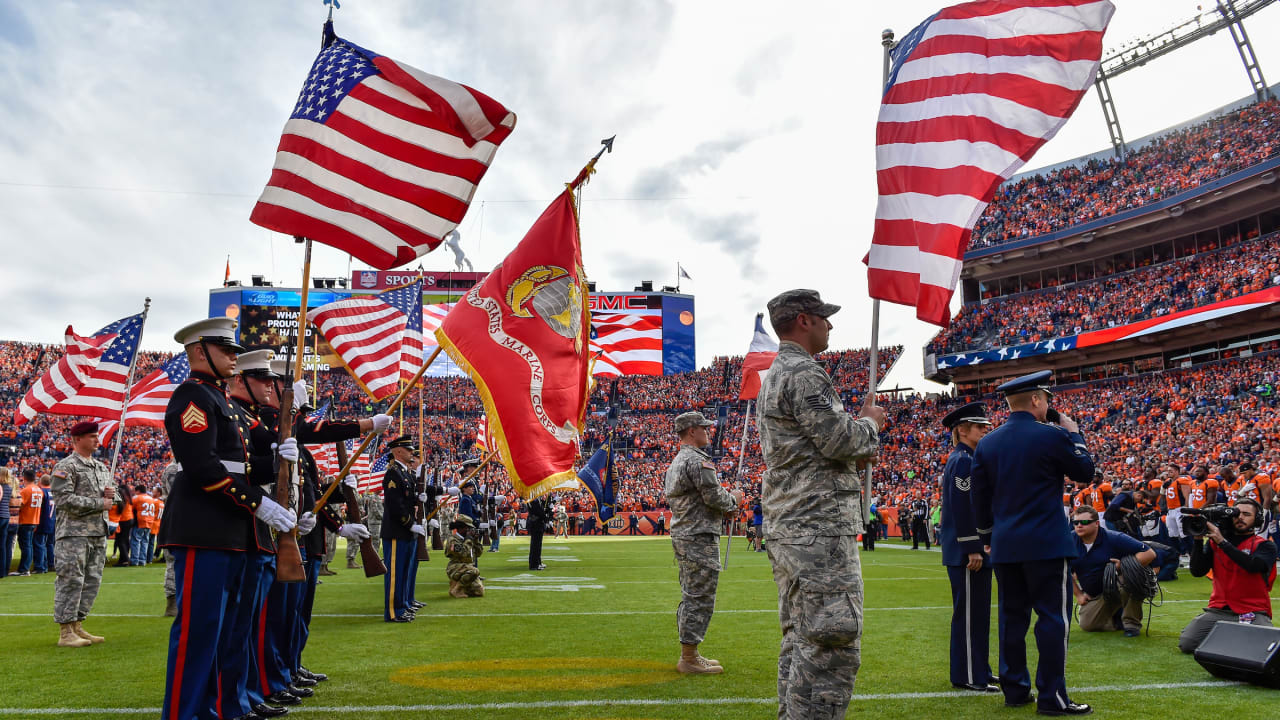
[
  {"left": 15, "top": 313, "right": 146, "bottom": 425},
  {"left": 249, "top": 20, "right": 516, "bottom": 270},
  {"left": 866, "top": 0, "right": 1114, "bottom": 326}
]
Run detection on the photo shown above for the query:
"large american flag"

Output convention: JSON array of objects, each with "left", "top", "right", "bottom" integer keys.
[
  {"left": 362, "top": 453, "right": 390, "bottom": 495},
  {"left": 249, "top": 21, "right": 516, "bottom": 270},
  {"left": 590, "top": 309, "right": 663, "bottom": 376},
  {"left": 95, "top": 353, "right": 190, "bottom": 444},
  {"left": 309, "top": 437, "right": 371, "bottom": 481},
  {"left": 421, "top": 301, "right": 466, "bottom": 378},
  {"left": 866, "top": 0, "right": 1114, "bottom": 326},
  {"left": 308, "top": 279, "right": 422, "bottom": 400},
  {"left": 15, "top": 313, "right": 146, "bottom": 425}
]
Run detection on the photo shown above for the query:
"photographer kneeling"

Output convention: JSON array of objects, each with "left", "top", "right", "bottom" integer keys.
[
  {"left": 1177, "top": 499, "right": 1277, "bottom": 654},
  {"left": 1070, "top": 506, "right": 1157, "bottom": 637}
]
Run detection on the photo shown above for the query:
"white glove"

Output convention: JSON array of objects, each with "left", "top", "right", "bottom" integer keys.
[
  {"left": 341, "top": 474, "right": 358, "bottom": 490},
  {"left": 448, "top": 486, "right": 460, "bottom": 496},
  {"left": 428, "top": 518, "right": 440, "bottom": 530},
  {"left": 370, "top": 414, "right": 393, "bottom": 433},
  {"left": 274, "top": 437, "right": 299, "bottom": 463},
  {"left": 297, "top": 511, "right": 317, "bottom": 536},
  {"left": 418, "top": 492, "right": 429, "bottom": 502},
  {"left": 479, "top": 521, "right": 490, "bottom": 530},
  {"left": 338, "top": 523, "right": 371, "bottom": 541},
  {"left": 107, "top": 522, "right": 119, "bottom": 534},
  {"left": 410, "top": 523, "right": 426, "bottom": 536},
  {"left": 255, "top": 497, "right": 297, "bottom": 532},
  {"left": 292, "top": 380, "right": 309, "bottom": 411}
]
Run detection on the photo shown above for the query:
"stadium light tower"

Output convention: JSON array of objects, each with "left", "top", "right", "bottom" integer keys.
[{"left": 1094, "top": 0, "right": 1275, "bottom": 159}]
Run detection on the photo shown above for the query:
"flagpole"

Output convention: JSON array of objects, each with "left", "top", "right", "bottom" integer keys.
[
  {"left": 313, "top": 346, "right": 444, "bottom": 512},
  {"left": 108, "top": 297, "right": 151, "bottom": 477},
  {"left": 676, "top": 263, "right": 681, "bottom": 293},
  {"left": 863, "top": 29, "right": 896, "bottom": 522},
  {"left": 734, "top": 400, "right": 752, "bottom": 481}
]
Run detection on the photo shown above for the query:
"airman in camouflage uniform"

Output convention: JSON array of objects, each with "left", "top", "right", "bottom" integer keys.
[
  {"left": 159, "top": 460, "right": 180, "bottom": 616},
  {"left": 757, "top": 290, "right": 886, "bottom": 720},
  {"left": 664, "top": 411, "right": 744, "bottom": 674},
  {"left": 444, "top": 515, "right": 485, "bottom": 597},
  {"left": 50, "top": 421, "right": 115, "bottom": 648}
]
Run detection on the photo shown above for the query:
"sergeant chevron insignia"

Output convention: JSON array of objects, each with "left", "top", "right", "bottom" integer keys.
[{"left": 181, "top": 402, "right": 208, "bottom": 433}]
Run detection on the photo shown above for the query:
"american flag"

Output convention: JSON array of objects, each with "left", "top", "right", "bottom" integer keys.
[
  {"left": 362, "top": 453, "right": 390, "bottom": 495},
  {"left": 307, "top": 279, "right": 422, "bottom": 400},
  {"left": 421, "top": 301, "right": 466, "bottom": 378},
  {"left": 249, "top": 21, "right": 516, "bottom": 270},
  {"left": 590, "top": 309, "right": 662, "bottom": 375},
  {"left": 95, "top": 353, "right": 191, "bottom": 444},
  {"left": 865, "top": 0, "right": 1114, "bottom": 326},
  {"left": 475, "top": 415, "right": 492, "bottom": 453},
  {"left": 15, "top": 313, "right": 146, "bottom": 425},
  {"left": 309, "top": 438, "right": 371, "bottom": 480}
]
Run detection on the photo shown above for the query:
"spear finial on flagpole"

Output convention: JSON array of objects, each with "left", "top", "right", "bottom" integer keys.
[{"left": 569, "top": 135, "right": 616, "bottom": 192}]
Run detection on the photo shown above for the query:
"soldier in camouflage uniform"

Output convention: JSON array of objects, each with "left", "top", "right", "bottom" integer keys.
[
  {"left": 444, "top": 515, "right": 485, "bottom": 597},
  {"left": 49, "top": 421, "right": 115, "bottom": 648},
  {"left": 159, "top": 460, "right": 180, "bottom": 616},
  {"left": 756, "top": 289, "right": 886, "bottom": 720},
  {"left": 664, "top": 411, "right": 744, "bottom": 674},
  {"left": 347, "top": 489, "right": 385, "bottom": 568}
]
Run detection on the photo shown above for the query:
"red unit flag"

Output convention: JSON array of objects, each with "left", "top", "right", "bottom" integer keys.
[{"left": 435, "top": 190, "right": 591, "bottom": 499}]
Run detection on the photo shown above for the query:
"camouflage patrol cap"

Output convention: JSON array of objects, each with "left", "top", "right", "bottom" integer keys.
[
  {"left": 673, "top": 411, "right": 714, "bottom": 434},
  {"left": 767, "top": 289, "right": 841, "bottom": 327},
  {"left": 454, "top": 514, "right": 475, "bottom": 528}
]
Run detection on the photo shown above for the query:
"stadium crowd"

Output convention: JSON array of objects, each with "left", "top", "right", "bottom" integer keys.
[
  {"left": 928, "top": 229, "right": 1280, "bottom": 356},
  {"left": 971, "top": 99, "right": 1280, "bottom": 249}
]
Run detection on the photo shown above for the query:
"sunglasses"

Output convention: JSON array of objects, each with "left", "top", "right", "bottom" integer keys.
[{"left": 1072, "top": 519, "right": 1095, "bottom": 526}]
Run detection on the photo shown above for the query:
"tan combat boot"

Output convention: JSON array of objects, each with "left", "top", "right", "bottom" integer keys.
[
  {"left": 58, "top": 623, "right": 91, "bottom": 648},
  {"left": 73, "top": 621, "right": 105, "bottom": 644},
  {"left": 698, "top": 653, "right": 723, "bottom": 668},
  {"left": 448, "top": 580, "right": 467, "bottom": 598},
  {"left": 676, "top": 643, "right": 723, "bottom": 674},
  {"left": 164, "top": 596, "right": 178, "bottom": 617},
  {"left": 346, "top": 559, "right": 360, "bottom": 570},
  {"left": 471, "top": 580, "right": 485, "bottom": 598}
]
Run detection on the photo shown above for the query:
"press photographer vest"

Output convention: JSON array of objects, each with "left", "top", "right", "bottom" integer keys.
[{"left": 1208, "top": 534, "right": 1277, "bottom": 616}]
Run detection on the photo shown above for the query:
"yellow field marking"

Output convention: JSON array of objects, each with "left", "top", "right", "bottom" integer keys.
[{"left": 390, "top": 657, "right": 674, "bottom": 692}]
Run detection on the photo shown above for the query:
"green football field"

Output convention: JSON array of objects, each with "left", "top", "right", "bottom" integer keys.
[{"left": 0, "top": 536, "right": 1268, "bottom": 718}]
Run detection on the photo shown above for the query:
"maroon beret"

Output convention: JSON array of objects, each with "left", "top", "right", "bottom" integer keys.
[{"left": 69, "top": 420, "right": 99, "bottom": 437}]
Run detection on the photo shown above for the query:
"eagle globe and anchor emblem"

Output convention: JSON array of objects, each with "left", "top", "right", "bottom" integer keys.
[{"left": 504, "top": 265, "right": 586, "bottom": 352}]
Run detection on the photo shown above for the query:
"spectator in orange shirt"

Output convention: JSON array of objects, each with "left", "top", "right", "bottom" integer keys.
[
  {"left": 150, "top": 491, "right": 164, "bottom": 563},
  {"left": 109, "top": 486, "right": 134, "bottom": 567},
  {"left": 129, "top": 484, "right": 155, "bottom": 567},
  {"left": 16, "top": 469, "right": 42, "bottom": 575}
]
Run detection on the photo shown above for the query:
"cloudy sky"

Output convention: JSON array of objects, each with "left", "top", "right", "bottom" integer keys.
[{"left": 2, "top": 0, "right": 1278, "bottom": 392}]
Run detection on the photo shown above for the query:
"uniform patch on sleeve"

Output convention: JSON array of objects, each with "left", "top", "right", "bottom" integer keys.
[
  {"left": 804, "top": 393, "right": 831, "bottom": 411},
  {"left": 181, "top": 402, "right": 209, "bottom": 433},
  {"left": 954, "top": 476, "right": 971, "bottom": 491},
  {"left": 52, "top": 470, "right": 67, "bottom": 479},
  {"left": 701, "top": 461, "right": 716, "bottom": 470}
]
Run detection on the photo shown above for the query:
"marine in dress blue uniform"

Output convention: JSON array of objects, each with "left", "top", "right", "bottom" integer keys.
[
  {"left": 158, "top": 319, "right": 298, "bottom": 720},
  {"left": 971, "top": 371, "right": 1095, "bottom": 717},
  {"left": 382, "top": 435, "right": 423, "bottom": 622},
  {"left": 939, "top": 402, "right": 998, "bottom": 692}
]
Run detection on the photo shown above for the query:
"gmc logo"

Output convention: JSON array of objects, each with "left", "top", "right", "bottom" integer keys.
[{"left": 588, "top": 294, "right": 648, "bottom": 311}]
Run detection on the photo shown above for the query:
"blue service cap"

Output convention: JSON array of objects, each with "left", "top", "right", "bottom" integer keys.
[
  {"left": 996, "top": 370, "right": 1055, "bottom": 397},
  {"left": 942, "top": 402, "right": 992, "bottom": 429}
]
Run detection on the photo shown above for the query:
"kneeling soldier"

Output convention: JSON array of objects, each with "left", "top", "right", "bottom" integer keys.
[{"left": 445, "top": 516, "right": 485, "bottom": 598}]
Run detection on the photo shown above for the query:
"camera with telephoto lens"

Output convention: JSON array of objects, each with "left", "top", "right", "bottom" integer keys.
[{"left": 1180, "top": 504, "right": 1240, "bottom": 536}]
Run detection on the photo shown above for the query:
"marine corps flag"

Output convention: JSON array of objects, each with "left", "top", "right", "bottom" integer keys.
[{"left": 435, "top": 189, "right": 590, "bottom": 499}]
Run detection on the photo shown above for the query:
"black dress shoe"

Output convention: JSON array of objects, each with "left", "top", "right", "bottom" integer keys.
[
  {"left": 953, "top": 682, "right": 1001, "bottom": 693},
  {"left": 287, "top": 684, "right": 314, "bottom": 698},
  {"left": 291, "top": 675, "right": 318, "bottom": 688},
  {"left": 409, "top": 601, "right": 424, "bottom": 609},
  {"left": 265, "top": 691, "right": 301, "bottom": 706},
  {"left": 229, "top": 713, "right": 262, "bottom": 720},
  {"left": 1038, "top": 703, "right": 1092, "bottom": 716},
  {"left": 1006, "top": 694, "right": 1035, "bottom": 708},
  {"left": 253, "top": 703, "right": 289, "bottom": 717},
  {"left": 298, "top": 667, "right": 327, "bottom": 682}
]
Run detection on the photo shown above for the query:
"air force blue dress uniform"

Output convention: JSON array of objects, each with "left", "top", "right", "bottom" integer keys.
[
  {"left": 971, "top": 372, "right": 1094, "bottom": 716},
  {"left": 940, "top": 403, "right": 997, "bottom": 691}
]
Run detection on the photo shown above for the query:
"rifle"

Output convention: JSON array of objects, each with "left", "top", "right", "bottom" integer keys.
[
  {"left": 414, "top": 463, "right": 430, "bottom": 561},
  {"left": 273, "top": 345, "right": 305, "bottom": 583},
  {"left": 334, "top": 438, "right": 386, "bottom": 578}
]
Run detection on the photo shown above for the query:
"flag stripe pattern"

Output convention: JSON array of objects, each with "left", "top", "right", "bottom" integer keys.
[
  {"left": 15, "top": 313, "right": 146, "bottom": 425},
  {"left": 250, "top": 21, "right": 516, "bottom": 270},
  {"left": 590, "top": 310, "right": 662, "bottom": 375},
  {"left": 308, "top": 279, "right": 422, "bottom": 400},
  {"left": 94, "top": 353, "right": 191, "bottom": 444},
  {"left": 739, "top": 313, "right": 779, "bottom": 401},
  {"left": 866, "top": 0, "right": 1114, "bottom": 327}
]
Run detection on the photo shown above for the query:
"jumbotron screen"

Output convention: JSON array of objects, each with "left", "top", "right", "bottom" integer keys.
[{"left": 207, "top": 283, "right": 695, "bottom": 376}]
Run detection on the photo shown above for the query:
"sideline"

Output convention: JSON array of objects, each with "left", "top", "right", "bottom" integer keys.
[{"left": 0, "top": 680, "right": 1245, "bottom": 715}]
